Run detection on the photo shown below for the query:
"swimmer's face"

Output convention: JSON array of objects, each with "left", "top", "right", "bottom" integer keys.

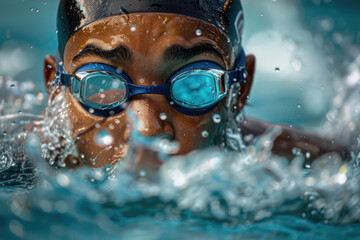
[{"left": 44, "top": 13, "right": 255, "bottom": 169}]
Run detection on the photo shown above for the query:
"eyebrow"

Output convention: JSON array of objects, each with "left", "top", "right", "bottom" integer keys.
[
  {"left": 72, "top": 43, "right": 224, "bottom": 65},
  {"left": 163, "top": 44, "right": 224, "bottom": 64},
  {"left": 72, "top": 44, "right": 133, "bottom": 63}
]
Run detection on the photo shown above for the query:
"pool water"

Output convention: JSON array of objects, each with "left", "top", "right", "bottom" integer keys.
[{"left": 1, "top": 77, "right": 360, "bottom": 239}]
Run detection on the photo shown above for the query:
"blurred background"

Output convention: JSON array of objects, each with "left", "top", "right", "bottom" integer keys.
[{"left": 0, "top": 0, "right": 359, "bottom": 127}]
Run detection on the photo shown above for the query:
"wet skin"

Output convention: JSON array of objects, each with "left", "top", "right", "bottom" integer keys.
[{"left": 44, "top": 13, "right": 256, "bottom": 170}]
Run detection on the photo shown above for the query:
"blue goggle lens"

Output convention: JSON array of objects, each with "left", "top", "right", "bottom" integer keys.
[
  {"left": 81, "top": 72, "right": 128, "bottom": 109},
  {"left": 171, "top": 70, "right": 225, "bottom": 108}
]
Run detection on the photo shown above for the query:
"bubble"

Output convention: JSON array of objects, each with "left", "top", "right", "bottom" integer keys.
[
  {"left": 201, "top": 131, "right": 209, "bottom": 138},
  {"left": 94, "top": 129, "right": 114, "bottom": 147},
  {"left": 160, "top": 113, "right": 167, "bottom": 120},
  {"left": 139, "top": 169, "right": 147, "bottom": 177},
  {"left": 236, "top": 113, "right": 244, "bottom": 123},
  {"left": 195, "top": 29, "right": 202, "bottom": 36},
  {"left": 212, "top": 114, "right": 222, "bottom": 123},
  {"left": 56, "top": 174, "right": 70, "bottom": 187},
  {"left": 9, "top": 220, "right": 24, "bottom": 238},
  {"left": 275, "top": 67, "right": 280, "bottom": 72}
]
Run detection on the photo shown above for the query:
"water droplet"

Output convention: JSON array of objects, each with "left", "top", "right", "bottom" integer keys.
[
  {"left": 195, "top": 29, "right": 202, "bottom": 36},
  {"left": 80, "top": 153, "right": 85, "bottom": 159},
  {"left": 260, "top": 13, "right": 264, "bottom": 17},
  {"left": 56, "top": 174, "right": 70, "bottom": 187},
  {"left": 297, "top": 104, "right": 301, "bottom": 109},
  {"left": 236, "top": 113, "right": 244, "bottom": 123},
  {"left": 305, "top": 152, "right": 311, "bottom": 159},
  {"left": 10, "top": 121, "right": 16, "bottom": 126},
  {"left": 30, "top": 8, "right": 34, "bottom": 11},
  {"left": 305, "top": 164, "right": 311, "bottom": 169},
  {"left": 10, "top": 84, "right": 15, "bottom": 88},
  {"left": 43, "top": 1, "right": 47, "bottom": 5},
  {"left": 292, "top": 147, "right": 301, "bottom": 156},
  {"left": 35, "top": 9, "right": 39, "bottom": 13},
  {"left": 130, "top": 24, "right": 136, "bottom": 32},
  {"left": 0, "top": 152, "right": 13, "bottom": 171},
  {"left": 170, "top": 101, "right": 174, "bottom": 105},
  {"left": 243, "top": 71, "right": 248, "bottom": 79},
  {"left": 212, "top": 114, "right": 222, "bottom": 123},
  {"left": 160, "top": 113, "right": 167, "bottom": 120},
  {"left": 139, "top": 169, "right": 146, "bottom": 177},
  {"left": 94, "top": 129, "right": 114, "bottom": 147},
  {"left": 71, "top": 62, "right": 76, "bottom": 67},
  {"left": 88, "top": 108, "right": 95, "bottom": 114},
  {"left": 201, "top": 131, "right": 209, "bottom": 138},
  {"left": 139, "top": 78, "right": 145, "bottom": 84},
  {"left": 275, "top": 67, "right": 280, "bottom": 72}
]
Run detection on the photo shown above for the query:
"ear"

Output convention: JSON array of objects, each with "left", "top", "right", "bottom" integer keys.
[
  {"left": 43, "top": 55, "right": 57, "bottom": 91},
  {"left": 238, "top": 54, "right": 256, "bottom": 109}
]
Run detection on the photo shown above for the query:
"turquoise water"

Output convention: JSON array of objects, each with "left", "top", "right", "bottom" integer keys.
[{"left": 1, "top": 0, "right": 360, "bottom": 239}]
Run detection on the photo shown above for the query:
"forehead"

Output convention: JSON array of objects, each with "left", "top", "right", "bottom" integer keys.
[{"left": 63, "top": 13, "right": 233, "bottom": 62}]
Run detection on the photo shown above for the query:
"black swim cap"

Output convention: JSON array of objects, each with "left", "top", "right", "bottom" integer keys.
[{"left": 57, "top": 0, "right": 244, "bottom": 59}]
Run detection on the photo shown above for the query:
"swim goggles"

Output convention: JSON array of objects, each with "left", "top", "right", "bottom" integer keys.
[{"left": 59, "top": 50, "right": 246, "bottom": 117}]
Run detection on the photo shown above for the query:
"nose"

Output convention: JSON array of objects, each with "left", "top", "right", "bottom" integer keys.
[{"left": 124, "top": 94, "right": 175, "bottom": 139}]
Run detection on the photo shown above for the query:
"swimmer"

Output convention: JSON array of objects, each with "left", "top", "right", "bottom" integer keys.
[{"left": 43, "top": 0, "right": 348, "bottom": 170}]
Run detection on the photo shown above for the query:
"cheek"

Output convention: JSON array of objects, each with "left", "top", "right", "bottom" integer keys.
[
  {"left": 66, "top": 92, "right": 130, "bottom": 166},
  {"left": 170, "top": 109, "right": 223, "bottom": 154}
]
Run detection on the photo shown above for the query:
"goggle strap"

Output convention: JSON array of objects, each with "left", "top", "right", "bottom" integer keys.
[
  {"left": 226, "top": 67, "right": 246, "bottom": 87},
  {"left": 60, "top": 73, "right": 72, "bottom": 87}
]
